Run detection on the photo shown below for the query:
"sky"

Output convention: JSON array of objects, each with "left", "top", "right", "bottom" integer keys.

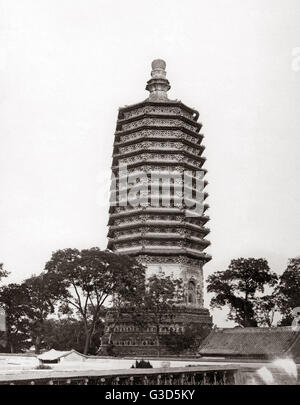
[{"left": 0, "top": 0, "right": 300, "bottom": 326}]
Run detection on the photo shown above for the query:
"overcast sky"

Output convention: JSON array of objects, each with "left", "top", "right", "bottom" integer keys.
[{"left": 1, "top": 0, "right": 300, "bottom": 326}]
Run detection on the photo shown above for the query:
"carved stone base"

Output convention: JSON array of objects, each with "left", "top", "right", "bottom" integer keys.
[{"left": 101, "top": 306, "right": 212, "bottom": 357}]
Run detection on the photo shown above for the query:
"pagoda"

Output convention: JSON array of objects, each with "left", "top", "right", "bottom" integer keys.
[{"left": 105, "top": 60, "right": 212, "bottom": 355}]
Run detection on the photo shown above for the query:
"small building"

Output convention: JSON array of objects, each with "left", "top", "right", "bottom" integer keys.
[
  {"left": 38, "top": 349, "right": 87, "bottom": 364},
  {"left": 198, "top": 327, "right": 300, "bottom": 362}
]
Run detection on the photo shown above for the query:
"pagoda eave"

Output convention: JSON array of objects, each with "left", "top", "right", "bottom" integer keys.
[
  {"left": 113, "top": 246, "right": 212, "bottom": 262},
  {"left": 108, "top": 221, "right": 210, "bottom": 234},
  {"left": 112, "top": 149, "right": 206, "bottom": 166},
  {"left": 115, "top": 125, "right": 203, "bottom": 140},
  {"left": 111, "top": 161, "right": 207, "bottom": 174},
  {"left": 114, "top": 137, "right": 206, "bottom": 154},
  {"left": 118, "top": 100, "right": 199, "bottom": 121},
  {"left": 108, "top": 207, "right": 210, "bottom": 222},
  {"left": 117, "top": 113, "right": 202, "bottom": 129},
  {"left": 108, "top": 233, "right": 210, "bottom": 245}
]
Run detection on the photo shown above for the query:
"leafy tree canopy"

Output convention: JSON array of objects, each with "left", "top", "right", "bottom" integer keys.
[
  {"left": 0, "top": 283, "right": 31, "bottom": 352},
  {"left": 276, "top": 257, "right": 300, "bottom": 326},
  {"left": 42, "top": 317, "right": 104, "bottom": 354},
  {"left": 22, "top": 272, "right": 62, "bottom": 353},
  {"left": 44, "top": 248, "right": 145, "bottom": 354},
  {"left": 0, "top": 263, "right": 9, "bottom": 282},
  {"left": 161, "top": 323, "right": 211, "bottom": 355},
  {"left": 207, "top": 258, "right": 278, "bottom": 327},
  {"left": 131, "top": 270, "right": 184, "bottom": 356}
]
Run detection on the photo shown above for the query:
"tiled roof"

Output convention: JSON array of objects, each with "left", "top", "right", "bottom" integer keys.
[
  {"left": 38, "top": 349, "right": 86, "bottom": 361},
  {"left": 198, "top": 327, "right": 300, "bottom": 359}
]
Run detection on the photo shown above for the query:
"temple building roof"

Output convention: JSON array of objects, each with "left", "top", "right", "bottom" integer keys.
[{"left": 198, "top": 327, "right": 300, "bottom": 361}]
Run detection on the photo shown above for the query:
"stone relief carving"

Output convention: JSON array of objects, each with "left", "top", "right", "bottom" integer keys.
[
  {"left": 122, "top": 118, "right": 198, "bottom": 132},
  {"left": 122, "top": 106, "right": 193, "bottom": 120}
]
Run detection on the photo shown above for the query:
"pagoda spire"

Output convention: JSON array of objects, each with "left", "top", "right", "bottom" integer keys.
[{"left": 146, "top": 59, "right": 171, "bottom": 101}]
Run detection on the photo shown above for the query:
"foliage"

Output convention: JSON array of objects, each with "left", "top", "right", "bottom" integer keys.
[
  {"left": 276, "top": 257, "right": 300, "bottom": 326},
  {"left": 44, "top": 248, "right": 145, "bottom": 354},
  {"left": 0, "top": 263, "right": 9, "bottom": 350},
  {"left": 0, "top": 263, "right": 9, "bottom": 282},
  {"left": 3, "top": 252, "right": 300, "bottom": 354},
  {"left": 105, "top": 342, "right": 117, "bottom": 357},
  {"left": 207, "top": 258, "right": 278, "bottom": 327},
  {"left": 42, "top": 317, "right": 104, "bottom": 354},
  {"left": 131, "top": 359, "right": 153, "bottom": 368},
  {"left": 23, "top": 273, "right": 61, "bottom": 353},
  {"left": 133, "top": 270, "right": 184, "bottom": 356},
  {"left": 0, "top": 271, "right": 63, "bottom": 353},
  {"left": 161, "top": 323, "right": 211, "bottom": 355},
  {"left": 0, "top": 283, "right": 31, "bottom": 352},
  {"left": 253, "top": 294, "right": 279, "bottom": 327}
]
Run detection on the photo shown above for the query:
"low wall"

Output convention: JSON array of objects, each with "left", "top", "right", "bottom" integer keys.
[{"left": 0, "top": 365, "right": 241, "bottom": 385}]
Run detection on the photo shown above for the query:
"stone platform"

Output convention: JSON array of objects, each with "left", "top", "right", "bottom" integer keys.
[{"left": 102, "top": 306, "right": 212, "bottom": 356}]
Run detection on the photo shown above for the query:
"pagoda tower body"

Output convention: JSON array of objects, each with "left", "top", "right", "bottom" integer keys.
[{"left": 105, "top": 60, "right": 212, "bottom": 355}]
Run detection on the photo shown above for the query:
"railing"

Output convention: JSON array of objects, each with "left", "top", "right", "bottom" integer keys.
[{"left": 0, "top": 365, "right": 243, "bottom": 385}]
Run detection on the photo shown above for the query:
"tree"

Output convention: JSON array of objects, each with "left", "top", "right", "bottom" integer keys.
[
  {"left": 131, "top": 360, "right": 153, "bottom": 368},
  {"left": 135, "top": 270, "right": 184, "bottom": 357},
  {"left": 276, "top": 257, "right": 300, "bottom": 326},
  {"left": 207, "top": 258, "right": 278, "bottom": 327},
  {"left": 0, "top": 263, "right": 9, "bottom": 282},
  {"left": 42, "top": 317, "right": 104, "bottom": 354},
  {"left": 23, "top": 272, "right": 61, "bottom": 354},
  {"left": 161, "top": 323, "right": 211, "bottom": 355},
  {"left": 253, "top": 294, "right": 279, "bottom": 327},
  {"left": 104, "top": 268, "right": 146, "bottom": 347},
  {"left": 0, "top": 283, "right": 31, "bottom": 352},
  {"left": 0, "top": 263, "right": 9, "bottom": 349},
  {"left": 44, "top": 248, "right": 145, "bottom": 354}
]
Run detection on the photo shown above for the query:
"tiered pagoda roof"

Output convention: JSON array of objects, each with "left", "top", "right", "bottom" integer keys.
[{"left": 107, "top": 59, "right": 211, "bottom": 264}]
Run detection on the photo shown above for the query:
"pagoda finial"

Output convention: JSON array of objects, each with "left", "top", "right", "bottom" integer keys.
[{"left": 146, "top": 59, "right": 170, "bottom": 101}]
